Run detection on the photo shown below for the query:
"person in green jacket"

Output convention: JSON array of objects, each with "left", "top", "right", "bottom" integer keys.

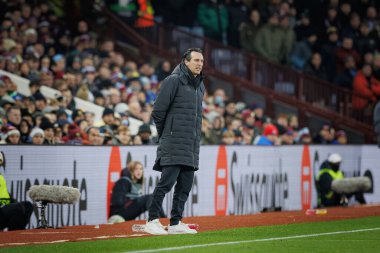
[
  {"left": 279, "top": 14, "right": 295, "bottom": 65},
  {"left": 197, "top": 0, "right": 229, "bottom": 43},
  {"left": 253, "top": 11, "right": 285, "bottom": 63},
  {"left": 239, "top": 9, "right": 262, "bottom": 53}
]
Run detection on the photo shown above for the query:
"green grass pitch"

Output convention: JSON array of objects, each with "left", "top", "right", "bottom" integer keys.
[{"left": 2, "top": 216, "right": 380, "bottom": 253}]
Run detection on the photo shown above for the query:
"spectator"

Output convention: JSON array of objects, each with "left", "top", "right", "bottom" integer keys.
[
  {"left": 19, "top": 119, "right": 31, "bottom": 143},
  {"left": 226, "top": 0, "right": 248, "bottom": 48},
  {"left": 113, "top": 125, "right": 132, "bottom": 145},
  {"left": 33, "top": 92, "right": 48, "bottom": 112},
  {"left": 294, "top": 10, "right": 314, "bottom": 42},
  {"left": 156, "top": 60, "right": 172, "bottom": 82},
  {"left": 261, "top": 0, "right": 281, "bottom": 23},
  {"left": 332, "top": 130, "right": 348, "bottom": 144},
  {"left": 357, "top": 21, "right": 379, "bottom": 55},
  {"left": 365, "top": 5, "right": 378, "bottom": 30},
  {"left": 83, "top": 126, "right": 101, "bottom": 145},
  {"left": 63, "top": 124, "right": 83, "bottom": 145},
  {"left": 132, "top": 135, "right": 142, "bottom": 145},
  {"left": 209, "top": 116, "right": 225, "bottom": 144},
  {"left": 298, "top": 132, "right": 312, "bottom": 144},
  {"left": 101, "top": 107, "right": 116, "bottom": 131},
  {"left": 197, "top": 0, "right": 229, "bottom": 43},
  {"left": 221, "top": 130, "right": 235, "bottom": 145},
  {"left": 0, "top": 79, "right": 13, "bottom": 102},
  {"left": 335, "top": 36, "right": 361, "bottom": 74},
  {"left": 137, "top": 123, "right": 153, "bottom": 145},
  {"left": 280, "top": 14, "right": 296, "bottom": 65},
  {"left": 4, "top": 126, "right": 21, "bottom": 144},
  {"left": 29, "top": 127, "right": 45, "bottom": 145},
  {"left": 128, "top": 101, "right": 142, "bottom": 120},
  {"left": 304, "top": 52, "right": 328, "bottom": 81},
  {"left": 279, "top": 1, "right": 296, "bottom": 28},
  {"left": 334, "top": 55, "right": 357, "bottom": 90},
  {"left": 323, "top": 7, "right": 340, "bottom": 36},
  {"left": 6, "top": 106, "right": 21, "bottom": 129},
  {"left": 289, "top": 114, "right": 299, "bottom": 131},
  {"left": 338, "top": 1, "right": 352, "bottom": 30},
  {"left": 281, "top": 129, "right": 295, "bottom": 145},
  {"left": 290, "top": 32, "right": 318, "bottom": 70},
  {"left": 320, "top": 26, "right": 339, "bottom": 81},
  {"left": 239, "top": 9, "right": 261, "bottom": 53},
  {"left": 251, "top": 104, "right": 267, "bottom": 129},
  {"left": 254, "top": 11, "right": 284, "bottom": 63},
  {"left": 352, "top": 63, "right": 376, "bottom": 110},
  {"left": 40, "top": 119, "right": 56, "bottom": 144},
  {"left": 201, "top": 117, "right": 213, "bottom": 145},
  {"left": 254, "top": 123, "right": 279, "bottom": 146},
  {"left": 140, "top": 77, "right": 157, "bottom": 105},
  {"left": 232, "top": 129, "right": 243, "bottom": 144},
  {"left": 313, "top": 124, "right": 335, "bottom": 144},
  {"left": 341, "top": 12, "right": 361, "bottom": 41}
]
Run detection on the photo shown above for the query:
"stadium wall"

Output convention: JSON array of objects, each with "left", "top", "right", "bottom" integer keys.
[{"left": 1, "top": 145, "right": 378, "bottom": 228}]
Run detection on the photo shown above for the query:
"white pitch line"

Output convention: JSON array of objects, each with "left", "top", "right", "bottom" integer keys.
[
  {"left": 0, "top": 233, "right": 146, "bottom": 247},
  {"left": 124, "top": 227, "right": 380, "bottom": 253}
]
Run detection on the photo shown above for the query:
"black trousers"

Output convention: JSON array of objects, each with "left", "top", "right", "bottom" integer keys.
[
  {"left": 111, "top": 194, "right": 165, "bottom": 221},
  {"left": 148, "top": 165, "right": 195, "bottom": 225},
  {"left": 0, "top": 201, "right": 33, "bottom": 231}
]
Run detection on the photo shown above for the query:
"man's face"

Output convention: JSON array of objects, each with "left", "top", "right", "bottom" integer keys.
[
  {"left": 139, "top": 132, "right": 150, "bottom": 141},
  {"left": 88, "top": 128, "right": 100, "bottom": 145},
  {"left": 8, "top": 108, "right": 21, "bottom": 125},
  {"left": 185, "top": 51, "right": 204, "bottom": 76},
  {"left": 103, "top": 114, "right": 114, "bottom": 125}
]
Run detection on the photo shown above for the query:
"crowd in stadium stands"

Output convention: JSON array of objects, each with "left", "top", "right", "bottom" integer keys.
[
  {"left": 0, "top": 0, "right": 352, "bottom": 145},
  {"left": 152, "top": 0, "right": 380, "bottom": 111}
]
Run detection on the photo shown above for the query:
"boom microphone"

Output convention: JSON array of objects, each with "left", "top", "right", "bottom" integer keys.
[
  {"left": 28, "top": 185, "right": 81, "bottom": 204},
  {"left": 331, "top": 177, "right": 372, "bottom": 195}
]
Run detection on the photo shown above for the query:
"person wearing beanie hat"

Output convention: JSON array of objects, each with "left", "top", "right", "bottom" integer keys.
[
  {"left": 5, "top": 126, "right": 20, "bottom": 144},
  {"left": 29, "top": 128, "right": 45, "bottom": 145},
  {"left": 253, "top": 124, "right": 279, "bottom": 146},
  {"left": 137, "top": 124, "right": 153, "bottom": 145}
]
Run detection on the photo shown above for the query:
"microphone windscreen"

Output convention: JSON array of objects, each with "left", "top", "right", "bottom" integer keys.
[
  {"left": 28, "top": 185, "right": 81, "bottom": 204},
  {"left": 331, "top": 177, "right": 372, "bottom": 194}
]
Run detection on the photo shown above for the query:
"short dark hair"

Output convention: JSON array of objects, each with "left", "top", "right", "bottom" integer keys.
[
  {"left": 182, "top": 48, "right": 203, "bottom": 62},
  {"left": 7, "top": 105, "right": 21, "bottom": 115}
]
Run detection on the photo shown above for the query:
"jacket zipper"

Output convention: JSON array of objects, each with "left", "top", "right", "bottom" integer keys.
[
  {"left": 193, "top": 87, "right": 198, "bottom": 169},
  {"left": 170, "top": 117, "right": 174, "bottom": 135}
]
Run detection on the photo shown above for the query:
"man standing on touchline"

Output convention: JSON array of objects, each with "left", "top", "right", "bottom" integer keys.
[{"left": 144, "top": 48, "right": 205, "bottom": 235}]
